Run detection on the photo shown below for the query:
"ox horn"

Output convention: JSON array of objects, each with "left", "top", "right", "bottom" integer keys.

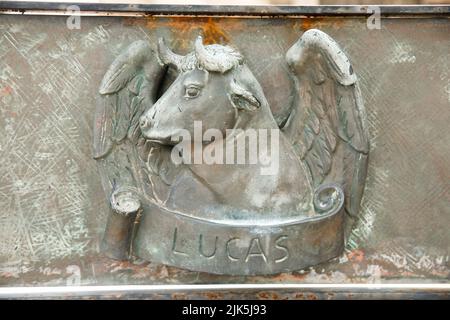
[
  {"left": 157, "top": 38, "right": 184, "bottom": 69},
  {"left": 194, "top": 36, "right": 218, "bottom": 71}
]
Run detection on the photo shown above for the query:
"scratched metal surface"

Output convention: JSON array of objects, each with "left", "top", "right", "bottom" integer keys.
[{"left": 0, "top": 14, "right": 449, "bottom": 289}]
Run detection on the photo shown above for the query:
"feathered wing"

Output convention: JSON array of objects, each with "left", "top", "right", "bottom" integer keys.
[
  {"left": 93, "top": 40, "right": 165, "bottom": 197},
  {"left": 283, "top": 29, "right": 369, "bottom": 236}
]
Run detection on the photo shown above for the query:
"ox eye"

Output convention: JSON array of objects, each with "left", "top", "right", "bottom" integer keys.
[{"left": 184, "top": 86, "right": 201, "bottom": 99}]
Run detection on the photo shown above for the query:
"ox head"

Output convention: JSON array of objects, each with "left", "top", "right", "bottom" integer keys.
[{"left": 139, "top": 36, "right": 268, "bottom": 145}]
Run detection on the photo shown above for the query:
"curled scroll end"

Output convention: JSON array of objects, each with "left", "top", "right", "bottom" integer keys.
[
  {"left": 102, "top": 188, "right": 142, "bottom": 261},
  {"left": 110, "top": 188, "right": 142, "bottom": 216},
  {"left": 313, "top": 183, "right": 345, "bottom": 215}
]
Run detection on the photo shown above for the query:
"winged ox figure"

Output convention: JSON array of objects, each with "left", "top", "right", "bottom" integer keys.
[{"left": 93, "top": 29, "right": 369, "bottom": 258}]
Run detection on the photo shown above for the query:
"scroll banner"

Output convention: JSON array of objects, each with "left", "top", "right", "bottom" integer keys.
[{"left": 134, "top": 202, "right": 344, "bottom": 275}]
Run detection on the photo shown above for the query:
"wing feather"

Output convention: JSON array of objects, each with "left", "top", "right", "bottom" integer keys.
[
  {"left": 93, "top": 41, "right": 165, "bottom": 160},
  {"left": 283, "top": 29, "right": 369, "bottom": 227}
]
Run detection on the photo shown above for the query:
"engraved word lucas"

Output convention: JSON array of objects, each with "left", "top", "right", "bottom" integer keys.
[
  {"left": 93, "top": 29, "right": 369, "bottom": 275},
  {"left": 171, "top": 227, "right": 290, "bottom": 264}
]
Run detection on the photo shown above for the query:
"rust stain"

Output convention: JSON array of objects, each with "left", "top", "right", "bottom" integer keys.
[
  {"left": 294, "top": 292, "right": 305, "bottom": 299},
  {"left": 204, "top": 292, "right": 224, "bottom": 300},
  {"left": 171, "top": 293, "right": 188, "bottom": 300},
  {"left": 0, "top": 85, "right": 13, "bottom": 97},
  {"left": 296, "top": 18, "right": 322, "bottom": 31},
  {"left": 307, "top": 293, "right": 318, "bottom": 300},
  {"left": 161, "top": 17, "right": 230, "bottom": 44},
  {"left": 269, "top": 271, "right": 308, "bottom": 282},
  {"left": 347, "top": 249, "right": 365, "bottom": 263},
  {"left": 294, "top": 18, "right": 346, "bottom": 33},
  {"left": 0, "top": 272, "right": 18, "bottom": 279},
  {"left": 202, "top": 17, "right": 230, "bottom": 44},
  {"left": 257, "top": 291, "right": 281, "bottom": 300},
  {"left": 161, "top": 17, "right": 230, "bottom": 51},
  {"left": 123, "top": 16, "right": 252, "bottom": 51}
]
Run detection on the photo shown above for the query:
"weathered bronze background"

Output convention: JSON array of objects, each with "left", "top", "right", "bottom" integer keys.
[{"left": 0, "top": 8, "right": 448, "bottom": 295}]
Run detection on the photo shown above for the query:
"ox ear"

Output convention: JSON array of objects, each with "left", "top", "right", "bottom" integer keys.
[{"left": 229, "top": 79, "right": 260, "bottom": 112}]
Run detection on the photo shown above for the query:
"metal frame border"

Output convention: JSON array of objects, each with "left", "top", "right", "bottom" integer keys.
[
  {"left": 0, "top": 1, "right": 448, "bottom": 299},
  {"left": 0, "top": 284, "right": 449, "bottom": 299},
  {"left": 0, "top": 2, "right": 449, "bottom": 17}
]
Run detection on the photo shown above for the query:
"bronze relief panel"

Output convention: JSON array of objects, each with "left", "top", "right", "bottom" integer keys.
[{"left": 94, "top": 29, "right": 369, "bottom": 275}]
